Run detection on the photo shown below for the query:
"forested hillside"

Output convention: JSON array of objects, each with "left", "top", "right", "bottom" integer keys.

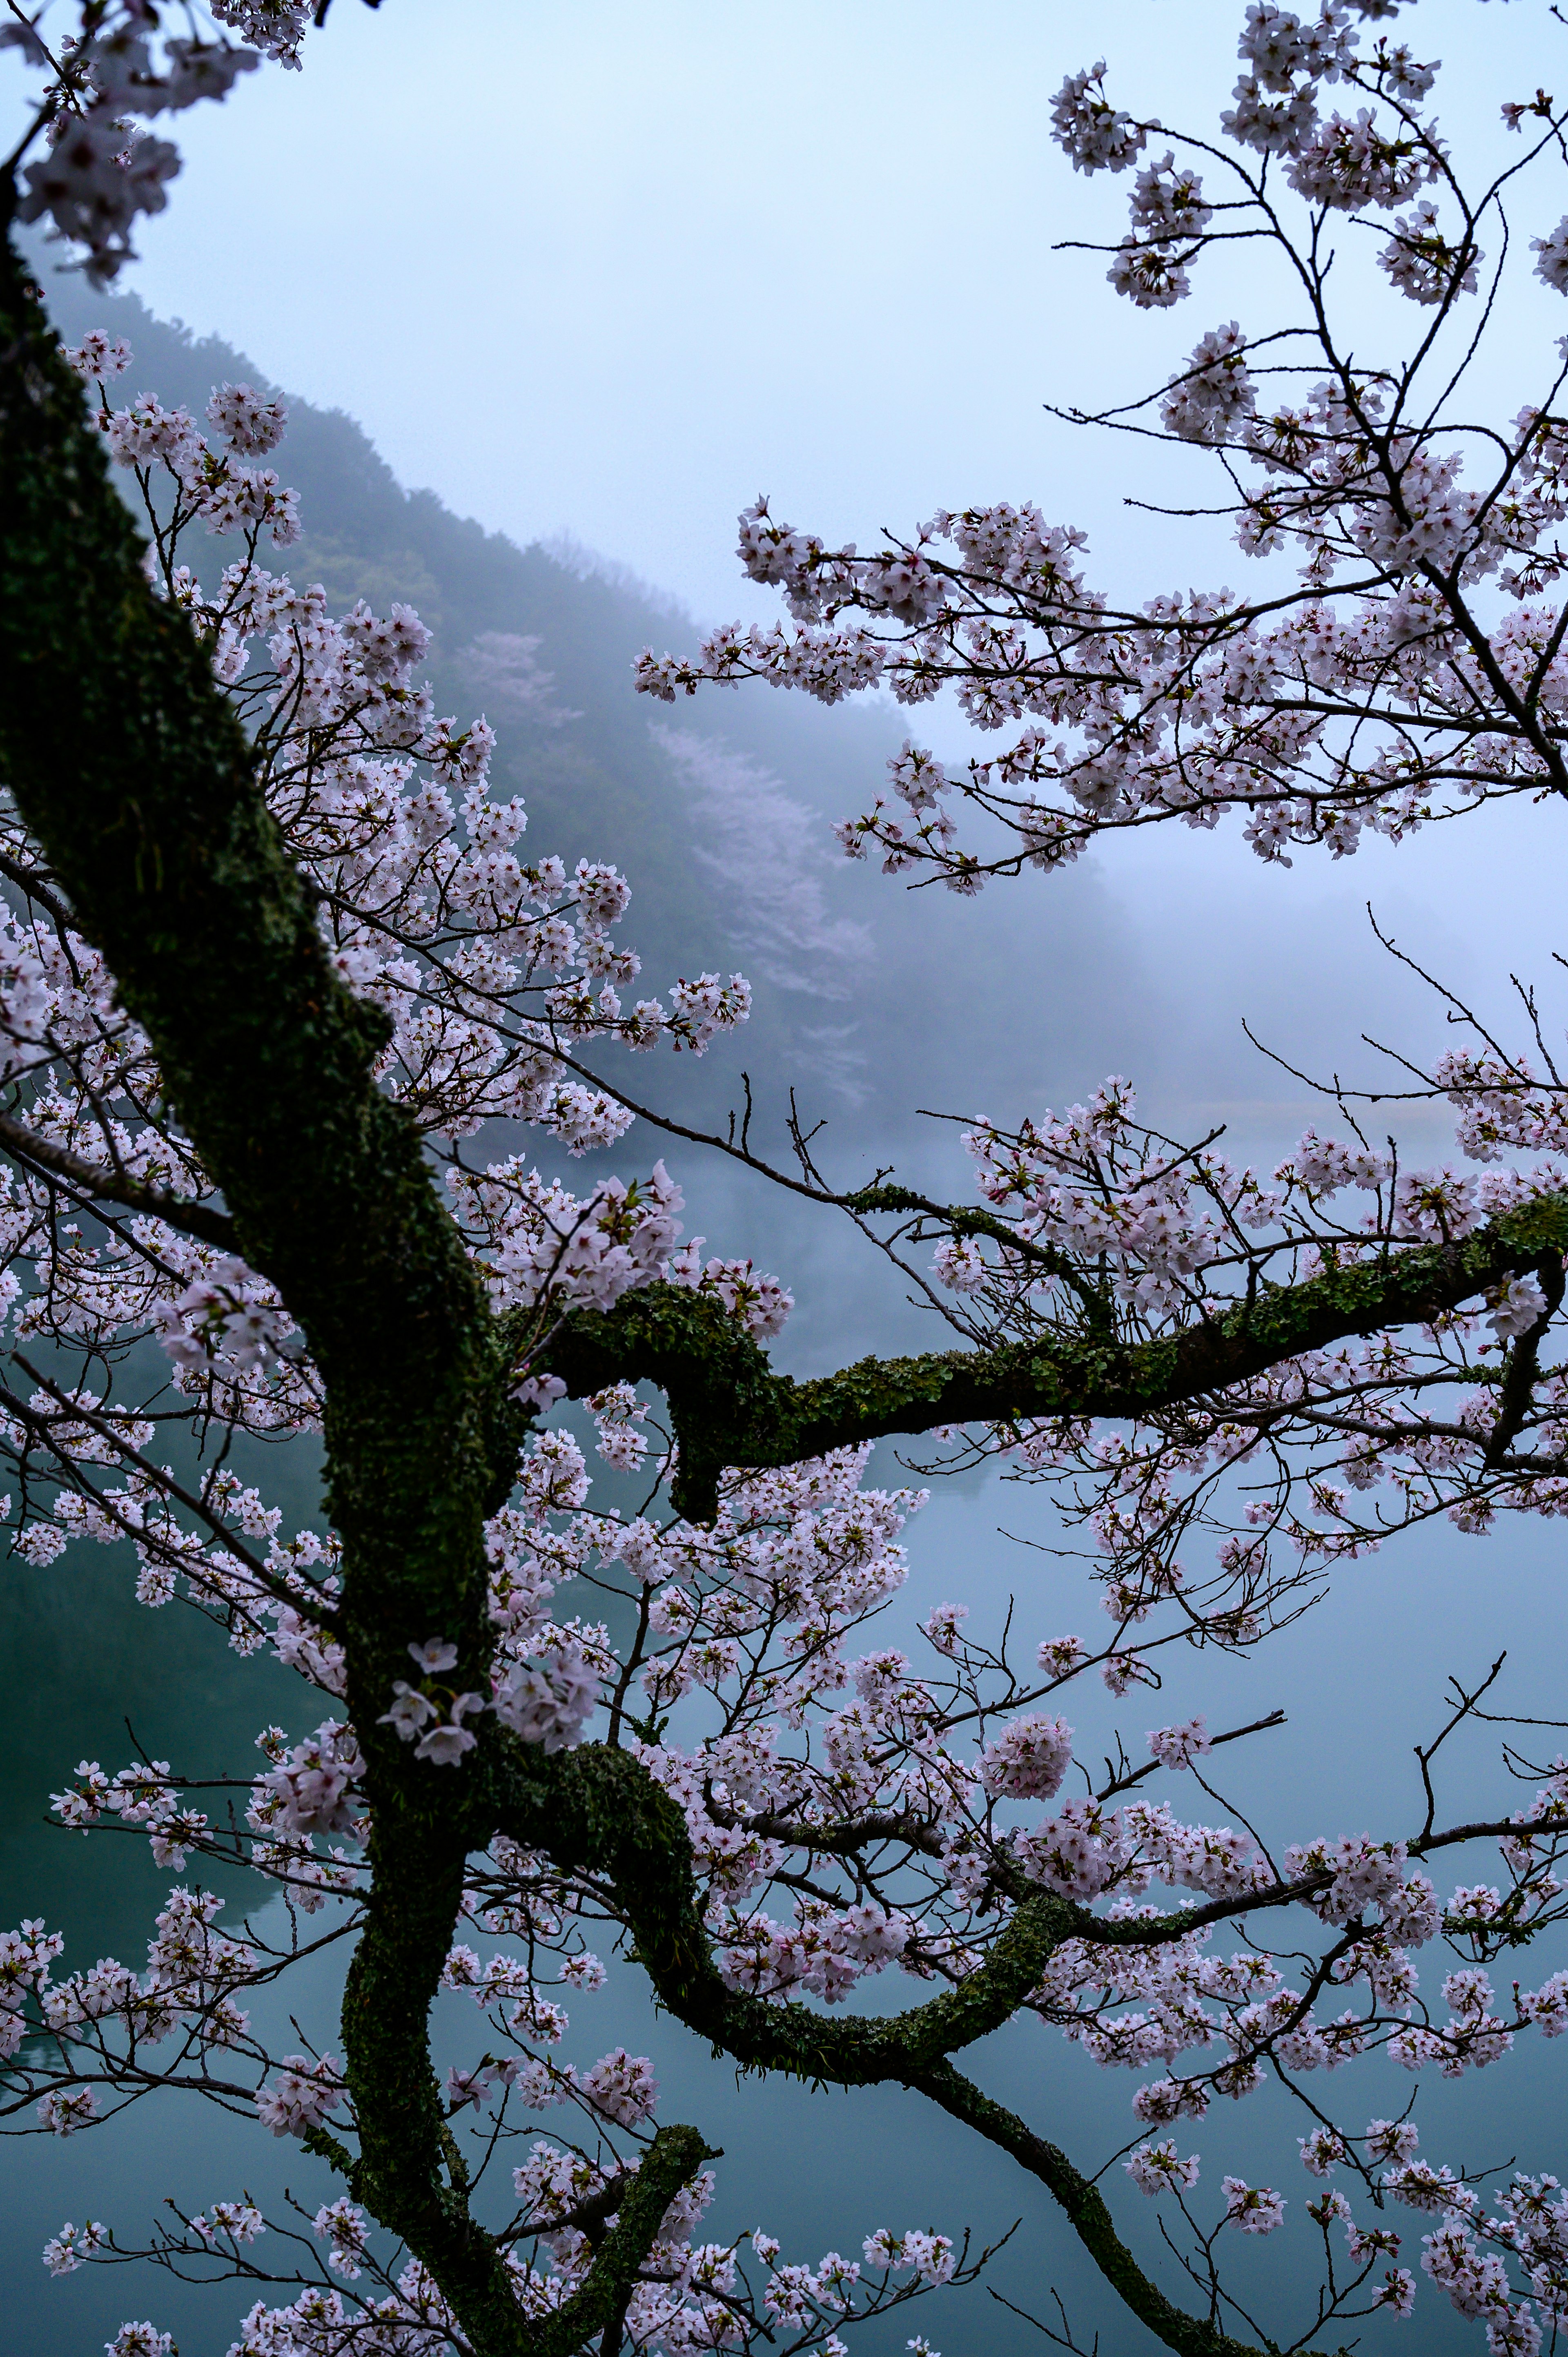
[{"left": 36, "top": 263, "right": 1146, "bottom": 1180}]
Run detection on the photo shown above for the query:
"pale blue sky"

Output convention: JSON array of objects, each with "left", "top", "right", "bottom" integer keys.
[{"left": 25, "top": 0, "right": 1559, "bottom": 618}]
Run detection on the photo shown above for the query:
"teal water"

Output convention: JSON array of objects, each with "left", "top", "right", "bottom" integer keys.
[{"left": 6, "top": 1429, "right": 1568, "bottom": 2357}]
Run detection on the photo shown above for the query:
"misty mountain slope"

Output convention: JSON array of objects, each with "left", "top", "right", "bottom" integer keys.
[{"left": 32, "top": 262, "right": 1154, "bottom": 1186}]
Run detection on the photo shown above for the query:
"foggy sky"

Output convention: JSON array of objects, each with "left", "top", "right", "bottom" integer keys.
[{"left": 12, "top": 2, "right": 1551, "bottom": 609}]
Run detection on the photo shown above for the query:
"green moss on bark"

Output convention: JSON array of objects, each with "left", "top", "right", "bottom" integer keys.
[{"left": 548, "top": 1204, "right": 1568, "bottom": 1521}]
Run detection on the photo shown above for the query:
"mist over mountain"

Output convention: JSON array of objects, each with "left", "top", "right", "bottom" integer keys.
[
  {"left": 33, "top": 257, "right": 1555, "bottom": 1390},
  {"left": 36, "top": 265, "right": 1152, "bottom": 1196}
]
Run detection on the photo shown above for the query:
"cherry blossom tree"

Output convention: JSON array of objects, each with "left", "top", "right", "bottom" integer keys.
[{"left": 12, "top": 5, "right": 1568, "bottom": 2355}]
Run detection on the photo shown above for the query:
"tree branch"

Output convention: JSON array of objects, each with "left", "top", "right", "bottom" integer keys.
[
  {"left": 546, "top": 1196, "right": 1568, "bottom": 1521},
  {"left": 0, "top": 1105, "right": 238, "bottom": 1249},
  {"left": 1484, "top": 1251, "right": 1565, "bottom": 1467},
  {"left": 487, "top": 1731, "right": 1082, "bottom": 2086},
  {"left": 541, "top": 2127, "right": 714, "bottom": 2357},
  {"left": 912, "top": 2059, "right": 1348, "bottom": 2357}
]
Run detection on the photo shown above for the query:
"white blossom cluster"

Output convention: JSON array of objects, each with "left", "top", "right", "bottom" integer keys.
[
  {"left": 637, "top": 10, "right": 1568, "bottom": 903},
  {"left": 5, "top": 6, "right": 286, "bottom": 285},
  {"left": 850, "top": 1068, "right": 1568, "bottom": 1649}
]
